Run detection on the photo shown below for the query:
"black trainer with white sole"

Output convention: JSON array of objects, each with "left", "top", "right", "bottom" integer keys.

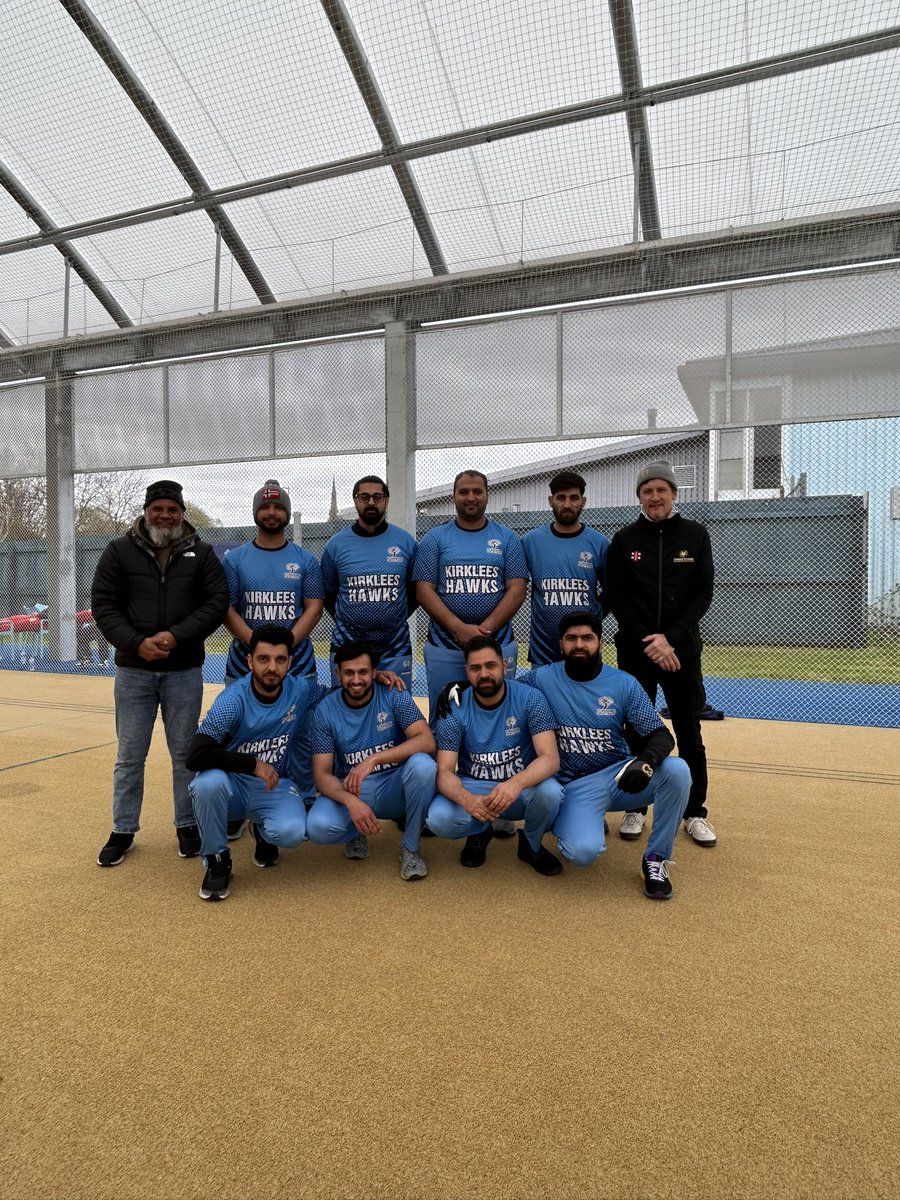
[
  {"left": 250, "top": 822, "right": 279, "bottom": 867},
  {"left": 199, "top": 851, "right": 232, "bottom": 901},
  {"left": 97, "top": 831, "right": 134, "bottom": 867},
  {"left": 176, "top": 824, "right": 202, "bottom": 858}
]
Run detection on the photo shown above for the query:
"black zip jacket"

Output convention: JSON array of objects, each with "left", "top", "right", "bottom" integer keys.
[
  {"left": 91, "top": 520, "right": 229, "bottom": 671},
  {"left": 605, "top": 511, "right": 714, "bottom": 660}
]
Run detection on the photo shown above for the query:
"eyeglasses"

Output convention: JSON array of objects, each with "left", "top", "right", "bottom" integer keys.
[{"left": 354, "top": 492, "right": 387, "bottom": 503}]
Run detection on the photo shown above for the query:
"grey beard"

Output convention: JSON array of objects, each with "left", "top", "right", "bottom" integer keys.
[{"left": 147, "top": 521, "right": 184, "bottom": 547}]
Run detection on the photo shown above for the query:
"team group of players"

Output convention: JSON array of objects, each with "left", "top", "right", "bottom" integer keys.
[{"left": 93, "top": 465, "right": 717, "bottom": 903}]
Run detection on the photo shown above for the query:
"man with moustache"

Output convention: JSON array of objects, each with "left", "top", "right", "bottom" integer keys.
[
  {"left": 605, "top": 461, "right": 717, "bottom": 847},
  {"left": 427, "top": 635, "right": 563, "bottom": 875},
  {"left": 186, "top": 625, "right": 317, "bottom": 902},
  {"left": 413, "top": 469, "right": 528, "bottom": 717},
  {"left": 222, "top": 479, "right": 323, "bottom": 685},
  {"left": 307, "top": 640, "right": 436, "bottom": 881},
  {"left": 522, "top": 470, "right": 608, "bottom": 666},
  {"left": 320, "top": 475, "right": 417, "bottom": 690},
  {"left": 221, "top": 479, "right": 324, "bottom": 827},
  {"left": 518, "top": 613, "right": 690, "bottom": 899},
  {"left": 92, "top": 479, "right": 229, "bottom": 867}
]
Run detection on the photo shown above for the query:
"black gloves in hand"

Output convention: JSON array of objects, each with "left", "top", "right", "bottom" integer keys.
[
  {"left": 433, "top": 679, "right": 471, "bottom": 721},
  {"left": 616, "top": 757, "right": 655, "bottom": 794}
]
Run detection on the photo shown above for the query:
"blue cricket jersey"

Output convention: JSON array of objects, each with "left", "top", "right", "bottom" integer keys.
[
  {"left": 198, "top": 673, "right": 330, "bottom": 778},
  {"left": 434, "top": 678, "right": 556, "bottom": 782},
  {"left": 518, "top": 661, "right": 663, "bottom": 782},
  {"left": 222, "top": 540, "right": 324, "bottom": 678},
  {"left": 309, "top": 682, "right": 424, "bottom": 780},
  {"left": 413, "top": 519, "right": 527, "bottom": 649},
  {"left": 522, "top": 524, "right": 609, "bottom": 665},
  {"left": 320, "top": 523, "right": 417, "bottom": 657}
]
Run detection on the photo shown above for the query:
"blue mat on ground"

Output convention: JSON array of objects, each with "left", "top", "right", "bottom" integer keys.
[{"left": 2, "top": 650, "right": 897, "bottom": 728}]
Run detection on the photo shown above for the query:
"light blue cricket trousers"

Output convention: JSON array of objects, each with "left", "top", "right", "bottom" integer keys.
[
  {"left": 554, "top": 757, "right": 691, "bottom": 866},
  {"left": 190, "top": 770, "right": 307, "bottom": 859},
  {"left": 427, "top": 775, "right": 563, "bottom": 853},
  {"left": 306, "top": 752, "right": 436, "bottom": 854}
]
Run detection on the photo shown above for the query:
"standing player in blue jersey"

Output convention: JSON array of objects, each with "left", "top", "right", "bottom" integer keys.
[
  {"left": 428, "top": 636, "right": 564, "bottom": 875},
  {"left": 223, "top": 480, "right": 324, "bottom": 683},
  {"left": 222, "top": 480, "right": 324, "bottom": 827},
  {"left": 518, "top": 613, "right": 690, "bottom": 899},
  {"left": 522, "top": 470, "right": 609, "bottom": 666},
  {"left": 187, "top": 626, "right": 319, "bottom": 902},
  {"left": 414, "top": 469, "right": 527, "bottom": 715},
  {"left": 308, "top": 640, "right": 436, "bottom": 881},
  {"left": 320, "top": 475, "right": 417, "bottom": 690}
]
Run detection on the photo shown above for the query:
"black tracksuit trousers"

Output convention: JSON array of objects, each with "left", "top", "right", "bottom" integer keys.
[{"left": 615, "top": 641, "right": 709, "bottom": 821}]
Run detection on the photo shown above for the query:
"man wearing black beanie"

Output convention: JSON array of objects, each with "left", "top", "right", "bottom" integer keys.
[{"left": 91, "top": 480, "right": 229, "bottom": 867}]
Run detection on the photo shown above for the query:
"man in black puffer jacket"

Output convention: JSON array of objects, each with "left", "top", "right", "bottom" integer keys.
[
  {"left": 91, "top": 480, "right": 228, "bottom": 867},
  {"left": 605, "top": 461, "right": 718, "bottom": 848}
]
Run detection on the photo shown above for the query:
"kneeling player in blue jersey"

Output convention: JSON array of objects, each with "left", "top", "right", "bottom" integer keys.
[
  {"left": 428, "top": 636, "right": 564, "bottom": 875},
  {"left": 518, "top": 613, "right": 690, "bottom": 899},
  {"left": 187, "top": 625, "right": 322, "bottom": 902},
  {"left": 308, "top": 641, "right": 436, "bottom": 881}
]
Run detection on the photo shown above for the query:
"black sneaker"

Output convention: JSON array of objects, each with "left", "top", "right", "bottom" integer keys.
[
  {"left": 516, "top": 829, "right": 563, "bottom": 876},
  {"left": 642, "top": 852, "right": 673, "bottom": 900},
  {"left": 250, "top": 822, "right": 279, "bottom": 868},
  {"left": 226, "top": 819, "right": 246, "bottom": 841},
  {"left": 460, "top": 826, "right": 494, "bottom": 868},
  {"left": 199, "top": 851, "right": 232, "bottom": 901},
  {"left": 97, "top": 831, "right": 134, "bottom": 867},
  {"left": 176, "top": 824, "right": 202, "bottom": 858}
]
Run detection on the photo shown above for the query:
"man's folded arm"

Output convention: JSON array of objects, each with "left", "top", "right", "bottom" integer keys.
[{"left": 185, "top": 732, "right": 257, "bottom": 775}]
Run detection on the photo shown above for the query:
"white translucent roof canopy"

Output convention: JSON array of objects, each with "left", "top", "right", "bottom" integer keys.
[{"left": 0, "top": 0, "right": 898, "bottom": 345}]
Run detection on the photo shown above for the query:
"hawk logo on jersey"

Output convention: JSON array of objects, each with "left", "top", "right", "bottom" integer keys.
[
  {"left": 376, "top": 710, "right": 392, "bottom": 732},
  {"left": 505, "top": 715, "right": 521, "bottom": 738},
  {"left": 487, "top": 539, "right": 503, "bottom": 555},
  {"left": 595, "top": 695, "right": 616, "bottom": 716},
  {"left": 284, "top": 561, "right": 302, "bottom": 579},
  {"left": 578, "top": 551, "right": 594, "bottom": 568},
  {"left": 281, "top": 704, "right": 297, "bottom": 725},
  {"left": 386, "top": 546, "right": 404, "bottom": 563}
]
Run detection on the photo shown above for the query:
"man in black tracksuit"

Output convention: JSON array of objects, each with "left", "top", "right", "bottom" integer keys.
[
  {"left": 605, "top": 461, "right": 717, "bottom": 847},
  {"left": 91, "top": 480, "right": 229, "bottom": 867}
]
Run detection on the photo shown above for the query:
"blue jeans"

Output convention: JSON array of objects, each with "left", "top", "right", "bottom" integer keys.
[
  {"left": 306, "top": 753, "right": 436, "bottom": 853},
  {"left": 423, "top": 639, "right": 518, "bottom": 722},
  {"left": 111, "top": 666, "right": 204, "bottom": 833},
  {"left": 190, "top": 771, "right": 307, "bottom": 859},
  {"left": 427, "top": 775, "right": 563, "bottom": 852},
  {"left": 553, "top": 757, "right": 691, "bottom": 866}
]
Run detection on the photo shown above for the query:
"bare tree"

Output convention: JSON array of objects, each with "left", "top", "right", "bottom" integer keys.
[
  {"left": 75, "top": 471, "right": 148, "bottom": 534},
  {"left": 0, "top": 477, "right": 47, "bottom": 541},
  {"left": 0, "top": 470, "right": 151, "bottom": 540}
]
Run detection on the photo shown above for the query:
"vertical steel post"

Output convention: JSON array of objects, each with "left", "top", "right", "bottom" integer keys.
[
  {"left": 213, "top": 224, "right": 222, "bottom": 313},
  {"left": 45, "top": 368, "right": 77, "bottom": 662},
  {"left": 63, "top": 258, "right": 71, "bottom": 338},
  {"left": 384, "top": 321, "right": 417, "bottom": 539}
]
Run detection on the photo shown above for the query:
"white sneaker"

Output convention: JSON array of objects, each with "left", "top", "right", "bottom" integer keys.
[
  {"left": 684, "top": 816, "right": 717, "bottom": 846},
  {"left": 399, "top": 848, "right": 428, "bottom": 881},
  {"left": 619, "top": 811, "right": 646, "bottom": 840},
  {"left": 344, "top": 834, "right": 369, "bottom": 859},
  {"left": 492, "top": 817, "right": 517, "bottom": 839}
]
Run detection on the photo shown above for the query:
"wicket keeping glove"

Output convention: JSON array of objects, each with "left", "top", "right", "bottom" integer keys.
[{"left": 615, "top": 756, "right": 655, "bottom": 794}]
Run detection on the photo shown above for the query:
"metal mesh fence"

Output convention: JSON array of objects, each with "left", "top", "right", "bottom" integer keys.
[{"left": 2, "top": 266, "right": 898, "bottom": 728}]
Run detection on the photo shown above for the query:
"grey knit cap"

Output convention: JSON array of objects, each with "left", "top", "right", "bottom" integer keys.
[
  {"left": 635, "top": 460, "right": 678, "bottom": 494},
  {"left": 253, "top": 479, "right": 291, "bottom": 521}
]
